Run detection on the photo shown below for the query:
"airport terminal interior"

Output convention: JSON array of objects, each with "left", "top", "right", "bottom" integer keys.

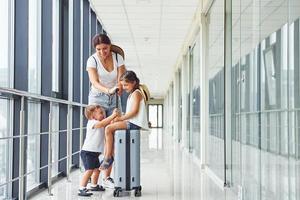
[{"left": 0, "top": 0, "right": 300, "bottom": 199}]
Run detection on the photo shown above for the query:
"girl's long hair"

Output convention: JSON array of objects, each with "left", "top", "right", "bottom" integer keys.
[{"left": 120, "top": 70, "right": 140, "bottom": 92}]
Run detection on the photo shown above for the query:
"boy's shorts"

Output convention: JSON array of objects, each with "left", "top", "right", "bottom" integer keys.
[
  {"left": 126, "top": 122, "right": 141, "bottom": 130},
  {"left": 80, "top": 150, "right": 101, "bottom": 170}
]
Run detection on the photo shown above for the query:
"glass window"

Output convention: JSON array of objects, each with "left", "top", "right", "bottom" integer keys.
[
  {"left": 178, "top": 69, "right": 182, "bottom": 142},
  {"left": 52, "top": 0, "right": 60, "bottom": 92},
  {"left": 28, "top": 0, "right": 41, "bottom": 94},
  {"left": 68, "top": 0, "right": 74, "bottom": 101},
  {"left": 0, "top": 0, "right": 12, "bottom": 87},
  {"left": 0, "top": 99, "right": 12, "bottom": 199},
  {"left": 148, "top": 105, "right": 163, "bottom": 128},
  {"left": 207, "top": 0, "right": 225, "bottom": 181},
  {"left": 184, "top": 56, "right": 191, "bottom": 148},
  {"left": 26, "top": 101, "right": 41, "bottom": 191},
  {"left": 158, "top": 105, "right": 163, "bottom": 128},
  {"left": 26, "top": 0, "right": 42, "bottom": 191},
  {"left": 0, "top": 0, "right": 13, "bottom": 198},
  {"left": 289, "top": 2, "right": 300, "bottom": 200},
  {"left": 51, "top": 104, "right": 59, "bottom": 176},
  {"left": 170, "top": 85, "right": 174, "bottom": 134},
  {"left": 148, "top": 105, "right": 158, "bottom": 128},
  {"left": 229, "top": 0, "right": 294, "bottom": 199},
  {"left": 190, "top": 37, "right": 201, "bottom": 158}
]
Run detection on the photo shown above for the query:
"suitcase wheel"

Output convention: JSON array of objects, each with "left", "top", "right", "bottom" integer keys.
[
  {"left": 113, "top": 188, "right": 121, "bottom": 197},
  {"left": 134, "top": 186, "right": 142, "bottom": 197},
  {"left": 134, "top": 189, "right": 141, "bottom": 197}
]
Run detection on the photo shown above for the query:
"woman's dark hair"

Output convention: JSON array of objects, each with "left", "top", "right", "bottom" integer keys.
[
  {"left": 120, "top": 70, "right": 140, "bottom": 91},
  {"left": 92, "top": 34, "right": 111, "bottom": 48}
]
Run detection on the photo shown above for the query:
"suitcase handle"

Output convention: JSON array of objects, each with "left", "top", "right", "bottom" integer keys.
[{"left": 115, "top": 88, "right": 119, "bottom": 109}]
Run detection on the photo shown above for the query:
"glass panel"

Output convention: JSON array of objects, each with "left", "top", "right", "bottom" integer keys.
[
  {"left": 158, "top": 105, "right": 163, "bottom": 128},
  {"left": 207, "top": 0, "right": 225, "bottom": 181},
  {"left": 189, "top": 45, "right": 194, "bottom": 151},
  {"left": 28, "top": 0, "right": 41, "bottom": 94},
  {"left": 170, "top": 84, "right": 174, "bottom": 135},
  {"left": 52, "top": 0, "right": 60, "bottom": 92},
  {"left": 191, "top": 38, "right": 201, "bottom": 158},
  {"left": 260, "top": 1, "right": 288, "bottom": 197},
  {"left": 0, "top": 0, "right": 11, "bottom": 87},
  {"left": 230, "top": 0, "right": 293, "bottom": 199},
  {"left": 149, "top": 105, "right": 158, "bottom": 128},
  {"left": 0, "top": 99, "right": 11, "bottom": 199},
  {"left": 0, "top": 1, "right": 12, "bottom": 198},
  {"left": 178, "top": 69, "right": 182, "bottom": 142},
  {"left": 26, "top": 101, "right": 40, "bottom": 191},
  {"left": 239, "top": 0, "right": 261, "bottom": 195},
  {"left": 185, "top": 55, "right": 191, "bottom": 148},
  {"left": 27, "top": 0, "right": 41, "bottom": 190},
  {"left": 289, "top": 1, "right": 300, "bottom": 199},
  {"left": 230, "top": 0, "right": 241, "bottom": 190},
  {"left": 52, "top": 104, "right": 59, "bottom": 176}
]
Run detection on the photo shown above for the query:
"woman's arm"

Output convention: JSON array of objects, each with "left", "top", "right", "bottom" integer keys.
[
  {"left": 117, "top": 65, "right": 126, "bottom": 95},
  {"left": 87, "top": 68, "right": 109, "bottom": 94},
  {"left": 119, "top": 91, "right": 142, "bottom": 121},
  {"left": 117, "top": 65, "right": 126, "bottom": 82}
]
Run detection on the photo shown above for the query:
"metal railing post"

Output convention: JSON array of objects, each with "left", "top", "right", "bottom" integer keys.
[
  {"left": 67, "top": 104, "right": 71, "bottom": 181},
  {"left": 79, "top": 106, "right": 83, "bottom": 169},
  {"left": 18, "top": 96, "right": 25, "bottom": 200},
  {"left": 0, "top": 87, "right": 88, "bottom": 190},
  {"left": 48, "top": 102, "right": 53, "bottom": 195}
]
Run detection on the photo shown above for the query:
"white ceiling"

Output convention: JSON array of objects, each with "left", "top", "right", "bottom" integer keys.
[{"left": 90, "top": 0, "right": 199, "bottom": 98}]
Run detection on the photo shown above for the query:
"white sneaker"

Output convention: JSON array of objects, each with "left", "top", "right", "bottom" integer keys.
[{"left": 103, "top": 177, "right": 115, "bottom": 189}]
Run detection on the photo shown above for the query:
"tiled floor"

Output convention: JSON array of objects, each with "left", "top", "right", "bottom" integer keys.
[{"left": 30, "top": 129, "right": 237, "bottom": 200}]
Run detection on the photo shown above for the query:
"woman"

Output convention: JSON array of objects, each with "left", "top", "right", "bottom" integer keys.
[
  {"left": 86, "top": 34, "right": 126, "bottom": 188},
  {"left": 87, "top": 34, "right": 126, "bottom": 113}
]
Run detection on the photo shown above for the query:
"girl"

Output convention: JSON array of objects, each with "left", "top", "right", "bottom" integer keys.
[{"left": 100, "top": 70, "right": 148, "bottom": 169}]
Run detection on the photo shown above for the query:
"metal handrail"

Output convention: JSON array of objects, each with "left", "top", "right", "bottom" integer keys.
[
  {"left": 0, "top": 127, "right": 86, "bottom": 140},
  {"left": 0, "top": 87, "right": 87, "bottom": 107},
  {"left": 0, "top": 87, "right": 88, "bottom": 198},
  {"left": 0, "top": 149, "right": 82, "bottom": 188}
]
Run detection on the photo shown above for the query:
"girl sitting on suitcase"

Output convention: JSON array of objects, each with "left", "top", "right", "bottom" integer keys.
[{"left": 100, "top": 70, "right": 148, "bottom": 170}]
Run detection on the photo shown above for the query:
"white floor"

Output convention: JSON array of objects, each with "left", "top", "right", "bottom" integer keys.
[{"left": 30, "top": 129, "right": 237, "bottom": 200}]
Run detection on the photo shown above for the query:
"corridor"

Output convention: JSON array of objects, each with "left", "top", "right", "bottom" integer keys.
[{"left": 30, "top": 129, "right": 236, "bottom": 200}]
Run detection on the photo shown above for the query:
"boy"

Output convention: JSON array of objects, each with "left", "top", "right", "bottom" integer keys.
[{"left": 78, "top": 105, "right": 119, "bottom": 196}]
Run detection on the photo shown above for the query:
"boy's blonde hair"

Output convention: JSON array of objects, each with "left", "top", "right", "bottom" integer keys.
[{"left": 84, "top": 105, "right": 104, "bottom": 119}]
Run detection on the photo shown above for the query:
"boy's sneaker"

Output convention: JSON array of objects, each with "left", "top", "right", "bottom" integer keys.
[
  {"left": 89, "top": 185, "right": 105, "bottom": 191},
  {"left": 103, "top": 177, "right": 114, "bottom": 189},
  {"left": 78, "top": 188, "right": 93, "bottom": 196}
]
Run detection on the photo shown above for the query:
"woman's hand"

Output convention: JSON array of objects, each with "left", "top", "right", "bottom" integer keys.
[
  {"left": 108, "top": 86, "right": 118, "bottom": 95},
  {"left": 117, "top": 83, "right": 123, "bottom": 96}
]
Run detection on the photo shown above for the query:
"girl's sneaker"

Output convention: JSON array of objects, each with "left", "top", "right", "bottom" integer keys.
[{"left": 102, "top": 177, "right": 114, "bottom": 189}]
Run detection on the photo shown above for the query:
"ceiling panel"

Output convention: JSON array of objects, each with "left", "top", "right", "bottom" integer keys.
[{"left": 90, "top": 0, "right": 199, "bottom": 98}]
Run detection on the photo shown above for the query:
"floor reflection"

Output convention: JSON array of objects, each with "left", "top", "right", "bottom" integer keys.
[{"left": 30, "top": 129, "right": 237, "bottom": 200}]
